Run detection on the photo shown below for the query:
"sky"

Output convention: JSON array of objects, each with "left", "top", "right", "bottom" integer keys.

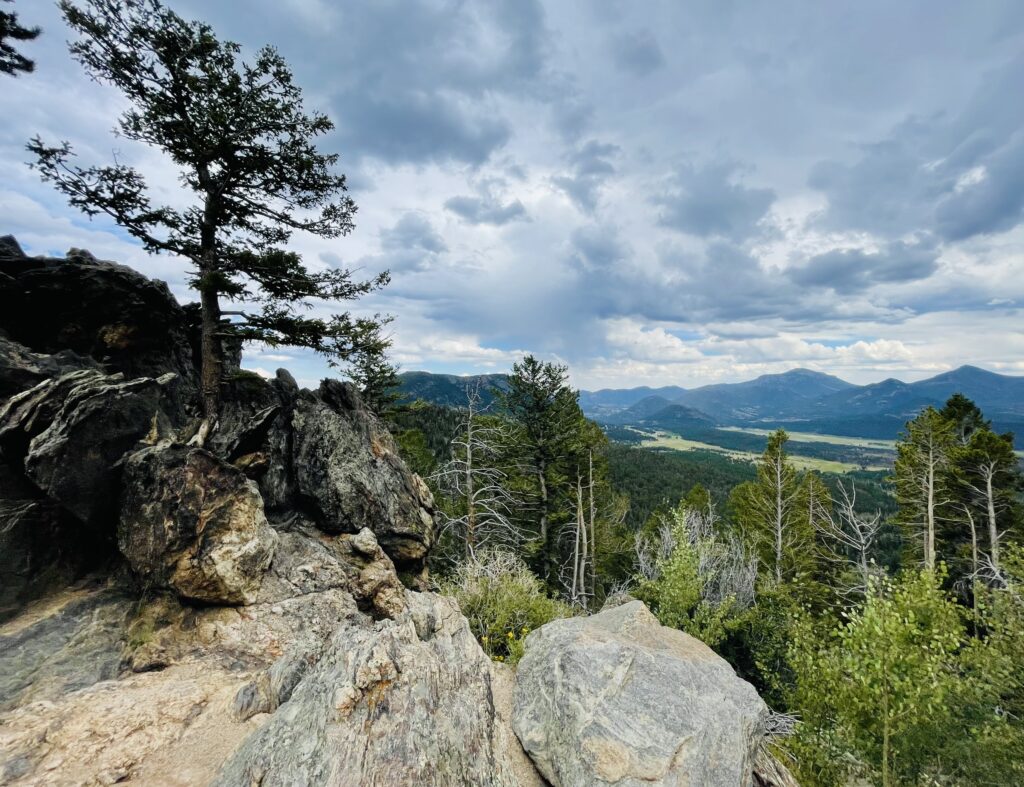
[{"left": 3, "top": 0, "right": 1024, "bottom": 391}]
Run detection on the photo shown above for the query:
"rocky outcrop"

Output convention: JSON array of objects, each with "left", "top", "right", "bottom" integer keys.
[
  {"left": 0, "top": 334, "right": 98, "bottom": 402},
  {"left": 513, "top": 600, "right": 769, "bottom": 787},
  {"left": 0, "top": 463, "right": 83, "bottom": 621},
  {"left": 0, "top": 240, "right": 778, "bottom": 787},
  {"left": 18, "top": 372, "right": 182, "bottom": 525},
  {"left": 119, "top": 445, "right": 278, "bottom": 605},
  {"left": 215, "top": 592, "right": 527, "bottom": 787},
  {"left": 292, "top": 380, "right": 436, "bottom": 570},
  {"left": 0, "top": 239, "right": 198, "bottom": 395}
]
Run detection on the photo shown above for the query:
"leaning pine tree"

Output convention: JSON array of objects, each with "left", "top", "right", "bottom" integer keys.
[{"left": 29, "top": 0, "right": 389, "bottom": 441}]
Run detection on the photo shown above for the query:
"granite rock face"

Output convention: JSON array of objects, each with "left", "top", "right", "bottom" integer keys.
[
  {"left": 119, "top": 445, "right": 278, "bottom": 605},
  {"left": 0, "top": 247, "right": 198, "bottom": 396},
  {"left": 513, "top": 600, "right": 769, "bottom": 787},
  {"left": 215, "top": 592, "right": 528, "bottom": 787},
  {"left": 19, "top": 371, "right": 182, "bottom": 525},
  {"left": 292, "top": 379, "right": 436, "bottom": 570}
]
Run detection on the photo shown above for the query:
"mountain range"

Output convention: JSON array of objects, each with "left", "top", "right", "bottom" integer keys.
[{"left": 399, "top": 366, "right": 1024, "bottom": 442}]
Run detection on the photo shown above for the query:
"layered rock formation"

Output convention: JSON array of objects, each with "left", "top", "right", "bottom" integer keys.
[{"left": 0, "top": 238, "right": 787, "bottom": 786}]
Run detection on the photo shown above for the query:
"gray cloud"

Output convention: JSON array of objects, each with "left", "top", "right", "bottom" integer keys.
[
  {"left": 570, "top": 225, "right": 628, "bottom": 270},
  {"left": 610, "top": 30, "right": 665, "bottom": 76},
  {"left": 809, "top": 55, "right": 1024, "bottom": 242},
  {"left": 444, "top": 194, "right": 528, "bottom": 225},
  {"left": 380, "top": 213, "right": 447, "bottom": 254},
  {"left": 371, "top": 214, "right": 448, "bottom": 272},
  {"left": 553, "top": 140, "right": 620, "bottom": 213},
  {"left": 653, "top": 162, "right": 776, "bottom": 240},
  {"left": 223, "top": 0, "right": 560, "bottom": 166},
  {"left": 789, "top": 239, "right": 940, "bottom": 294}
]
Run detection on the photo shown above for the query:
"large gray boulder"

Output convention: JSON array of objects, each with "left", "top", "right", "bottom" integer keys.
[
  {"left": 119, "top": 445, "right": 277, "bottom": 605},
  {"left": 214, "top": 592, "right": 527, "bottom": 787},
  {"left": 513, "top": 600, "right": 768, "bottom": 787},
  {"left": 292, "top": 379, "right": 435, "bottom": 571}
]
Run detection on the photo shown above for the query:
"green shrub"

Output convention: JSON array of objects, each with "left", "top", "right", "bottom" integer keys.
[{"left": 442, "top": 549, "right": 571, "bottom": 664}]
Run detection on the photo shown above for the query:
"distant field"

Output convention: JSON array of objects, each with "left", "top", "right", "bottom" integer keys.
[
  {"left": 719, "top": 426, "right": 897, "bottom": 451},
  {"left": 639, "top": 430, "right": 874, "bottom": 473}
]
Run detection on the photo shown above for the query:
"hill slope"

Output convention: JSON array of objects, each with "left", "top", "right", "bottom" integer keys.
[{"left": 398, "top": 371, "right": 509, "bottom": 408}]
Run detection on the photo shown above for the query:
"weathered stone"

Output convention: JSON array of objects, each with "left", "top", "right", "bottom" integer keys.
[
  {"left": 0, "top": 585, "right": 133, "bottom": 712},
  {"left": 754, "top": 747, "right": 800, "bottom": 787},
  {"left": 0, "top": 251, "right": 198, "bottom": 394},
  {"left": 0, "top": 369, "right": 105, "bottom": 464},
  {"left": 18, "top": 371, "right": 181, "bottom": 524},
  {"left": 0, "top": 462, "right": 88, "bottom": 622},
  {"left": 232, "top": 641, "right": 321, "bottom": 722},
  {"left": 209, "top": 371, "right": 295, "bottom": 510},
  {"left": 0, "top": 334, "right": 101, "bottom": 403},
  {"left": 214, "top": 592, "right": 526, "bottom": 787},
  {"left": 119, "top": 445, "right": 277, "bottom": 605},
  {"left": 512, "top": 600, "right": 768, "bottom": 787},
  {"left": 490, "top": 663, "right": 549, "bottom": 787},
  {"left": 292, "top": 379, "right": 435, "bottom": 569},
  {"left": 0, "top": 235, "right": 26, "bottom": 261}
]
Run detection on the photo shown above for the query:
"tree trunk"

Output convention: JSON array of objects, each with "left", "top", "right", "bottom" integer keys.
[
  {"left": 925, "top": 447, "right": 936, "bottom": 570},
  {"left": 195, "top": 188, "right": 223, "bottom": 443},
  {"left": 967, "top": 507, "right": 979, "bottom": 634},
  {"left": 587, "top": 449, "right": 596, "bottom": 602},
  {"left": 199, "top": 281, "right": 222, "bottom": 423},
  {"left": 571, "top": 474, "right": 582, "bottom": 605},
  {"left": 775, "top": 458, "right": 783, "bottom": 583},
  {"left": 465, "top": 415, "right": 476, "bottom": 557},
  {"left": 538, "top": 459, "right": 550, "bottom": 583},
  {"left": 985, "top": 469, "right": 1000, "bottom": 571}
]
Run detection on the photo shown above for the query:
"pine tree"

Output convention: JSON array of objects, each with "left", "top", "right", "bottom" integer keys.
[
  {"left": 28, "top": 0, "right": 388, "bottom": 440},
  {"left": 349, "top": 343, "right": 401, "bottom": 416},
  {"left": 956, "top": 426, "right": 1020, "bottom": 572},
  {"left": 0, "top": 0, "right": 39, "bottom": 76},
  {"left": 497, "top": 355, "right": 585, "bottom": 585},
  {"left": 941, "top": 393, "right": 990, "bottom": 446}
]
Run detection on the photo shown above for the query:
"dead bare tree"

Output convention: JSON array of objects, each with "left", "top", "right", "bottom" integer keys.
[
  {"left": 431, "top": 384, "right": 526, "bottom": 559},
  {"left": 815, "top": 481, "right": 883, "bottom": 596},
  {"left": 961, "top": 452, "right": 1012, "bottom": 572},
  {"left": 641, "top": 502, "right": 757, "bottom": 611}
]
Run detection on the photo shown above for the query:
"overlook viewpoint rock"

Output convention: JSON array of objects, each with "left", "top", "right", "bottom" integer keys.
[{"left": 0, "top": 237, "right": 787, "bottom": 786}]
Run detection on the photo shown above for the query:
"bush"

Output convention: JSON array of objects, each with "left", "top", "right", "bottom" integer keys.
[{"left": 442, "top": 549, "right": 572, "bottom": 664}]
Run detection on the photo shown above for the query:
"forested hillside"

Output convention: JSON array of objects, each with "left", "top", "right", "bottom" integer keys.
[{"left": 390, "top": 362, "right": 1024, "bottom": 785}]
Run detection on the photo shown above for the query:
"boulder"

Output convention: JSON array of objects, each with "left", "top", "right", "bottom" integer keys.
[
  {"left": 0, "top": 249, "right": 197, "bottom": 394},
  {"left": 119, "top": 445, "right": 277, "bottom": 605},
  {"left": 512, "top": 600, "right": 768, "bottom": 787},
  {"left": 292, "top": 379, "right": 435, "bottom": 569},
  {"left": 13, "top": 371, "right": 181, "bottom": 525},
  {"left": 214, "top": 592, "right": 527, "bottom": 787}
]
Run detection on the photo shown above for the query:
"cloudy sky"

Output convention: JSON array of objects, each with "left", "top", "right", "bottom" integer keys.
[{"left": 4, "top": 0, "right": 1024, "bottom": 390}]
